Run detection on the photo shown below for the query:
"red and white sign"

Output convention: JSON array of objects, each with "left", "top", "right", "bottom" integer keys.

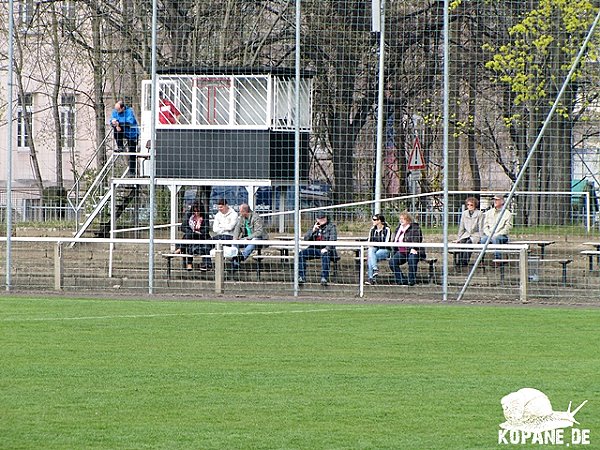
[{"left": 407, "top": 136, "right": 426, "bottom": 170}]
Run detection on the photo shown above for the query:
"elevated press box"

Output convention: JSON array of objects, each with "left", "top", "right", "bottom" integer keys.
[{"left": 140, "top": 67, "right": 313, "bottom": 180}]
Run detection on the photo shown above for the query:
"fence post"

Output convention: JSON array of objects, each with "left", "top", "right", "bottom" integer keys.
[
  {"left": 519, "top": 247, "right": 528, "bottom": 303},
  {"left": 358, "top": 245, "right": 364, "bottom": 298},
  {"left": 54, "top": 241, "right": 64, "bottom": 291},
  {"left": 214, "top": 243, "right": 224, "bottom": 294}
]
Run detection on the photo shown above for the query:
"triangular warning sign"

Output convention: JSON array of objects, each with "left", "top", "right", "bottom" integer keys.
[{"left": 408, "top": 136, "right": 426, "bottom": 170}]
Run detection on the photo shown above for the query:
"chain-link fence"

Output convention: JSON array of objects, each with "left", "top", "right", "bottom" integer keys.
[{"left": 1, "top": 1, "right": 600, "bottom": 301}]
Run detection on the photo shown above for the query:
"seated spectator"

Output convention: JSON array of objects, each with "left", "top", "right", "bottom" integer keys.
[
  {"left": 365, "top": 213, "right": 392, "bottom": 285},
  {"left": 389, "top": 211, "right": 426, "bottom": 286},
  {"left": 298, "top": 211, "right": 338, "bottom": 286},
  {"left": 480, "top": 194, "right": 513, "bottom": 260},
  {"left": 232, "top": 204, "right": 268, "bottom": 267},
  {"left": 212, "top": 198, "right": 238, "bottom": 240},
  {"left": 176, "top": 201, "right": 211, "bottom": 271},
  {"left": 158, "top": 92, "right": 181, "bottom": 124},
  {"left": 454, "top": 197, "right": 483, "bottom": 267}
]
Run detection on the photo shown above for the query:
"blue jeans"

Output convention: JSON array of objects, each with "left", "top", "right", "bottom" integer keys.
[
  {"left": 389, "top": 251, "right": 419, "bottom": 284},
  {"left": 480, "top": 235, "right": 508, "bottom": 259},
  {"left": 213, "top": 235, "right": 233, "bottom": 241},
  {"left": 367, "top": 248, "right": 390, "bottom": 279},
  {"left": 237, "top": 237, "right": 264, "bottom": 260},
  {"left": 299, "top": 247, "right": 331, "bottom": 280}
]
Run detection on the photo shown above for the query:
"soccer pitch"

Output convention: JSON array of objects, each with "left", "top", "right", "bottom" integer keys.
[{"left": 0, "top": 297, "right": 598, "bottom": 449}]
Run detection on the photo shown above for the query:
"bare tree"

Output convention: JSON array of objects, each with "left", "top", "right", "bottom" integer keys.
[{"left": 13, "top": 30, "right": 45, "bottom": 194}]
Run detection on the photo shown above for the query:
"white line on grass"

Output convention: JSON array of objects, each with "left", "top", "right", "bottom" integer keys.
[{"left": 1, "top": 307, "right": 373, "bottom": 323}]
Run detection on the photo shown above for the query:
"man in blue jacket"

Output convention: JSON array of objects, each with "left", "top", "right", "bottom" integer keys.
[{"left": 110, "top": 100, "right": 140, "bottom": 176}]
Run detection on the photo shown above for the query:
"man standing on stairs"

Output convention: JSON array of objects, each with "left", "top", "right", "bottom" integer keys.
[{"left": 110, "top": 100, "right": 140, "bottom": 176}]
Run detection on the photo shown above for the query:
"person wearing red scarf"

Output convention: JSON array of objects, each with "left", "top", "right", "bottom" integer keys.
[{"left": 389, "top": 211, "right": 426, "bottom": 285}]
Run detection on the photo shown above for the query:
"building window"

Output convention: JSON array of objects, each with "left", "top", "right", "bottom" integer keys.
[
  {"left": 235, "top": 77, "right": 268, "bottom": 126},
  {"left": 18, "top": 0, "right": 35, "bottom": 30},
  {"left": 60, "top": 94, "right": 76, "bottom": 150},
  {"left": 17, "top": 93, "right": 33, "bottom": 149},
  {"left": 195, "top": 77, "right": 231, "bottom": 125},
  {"left": 61, "top": 0, "right": 76, "bottom": 31}
]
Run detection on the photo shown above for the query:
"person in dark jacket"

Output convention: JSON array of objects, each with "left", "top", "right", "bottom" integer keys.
[
  {"left": 177, "top": 201, "right": 211, "bottom": 271},
  {"left": 389, "top": 211, "right": 426, "bottom": 286},
  {"left": 298, "top": 211, "right": 338, "bottom": 286},
  {"left": 365, "top": 213, "right": 392, "bottom": 285}
]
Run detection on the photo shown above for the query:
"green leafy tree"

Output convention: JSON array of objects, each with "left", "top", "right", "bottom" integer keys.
[{"left": 485, "top": 0, "right": 599, "bottom": 225}]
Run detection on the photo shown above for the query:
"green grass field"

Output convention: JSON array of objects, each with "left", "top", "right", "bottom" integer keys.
[{"left": 0, "top": 296, "right": 598, "bottom": 449}]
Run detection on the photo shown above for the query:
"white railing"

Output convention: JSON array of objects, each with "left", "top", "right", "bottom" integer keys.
[{"left": 1, "top": 236, "right": 533, "bottom": 301}]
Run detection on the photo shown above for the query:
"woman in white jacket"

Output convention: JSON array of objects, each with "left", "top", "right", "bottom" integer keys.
[{"left": 455, "top": 197, "right": 483, "bottom": 267}]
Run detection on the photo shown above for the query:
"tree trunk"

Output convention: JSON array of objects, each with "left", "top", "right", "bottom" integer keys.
[
  {"left": 92, "top": 5, "right": 107, "bottom": 168},
  {"left": 467, "top": 65, "right": 481, "bottom": 191},
  {"left": 331, "top": 109, "right": 356, "bottom": 205},
  {"left": 50, "top": 4, "right": 64, "bottom": 188},
  {"left": 14, "top": 36, "right": 44, "bottom": 194},
  {"left": 446, "top": 19, "right": 460, "bottom": 212}
]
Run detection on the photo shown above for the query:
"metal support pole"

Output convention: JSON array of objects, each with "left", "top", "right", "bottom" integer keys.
[
  {"left": 108, "top": 182, "right": 116, "bottom": 278},
  {"left": 293, "top": 0, "right": 301, "bottom": 296},
  {"left": 147, "top": 0, "right": 159, "bottom": 295},
  {"left": 54, "top": 241, "right": 64, "bottom": 291},
  {"left": 214, "top": 243, "right": 224, "bottom": 294},
  {"left": 359, "top": 245, "right": 365, "bottom": 298},
  {"left": 585, "top": 192, "right": 591, "bottom": 233},
  {"left": 441, "top": 0, "right": 450, "bottom": 302},
  {"left": 5, "top": 0, "right": 15, "bottom": 291},
  {"left": 519, "top": 248, "right": 528, "bottom": 303},
  {"left": 373, "top": 0, "right": 386, "bottom": 214},
  {"left": 169, "top": 184, "right": 179, "bottom": 251}
]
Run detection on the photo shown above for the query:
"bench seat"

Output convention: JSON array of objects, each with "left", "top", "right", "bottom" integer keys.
[
  {"left": 161, "top": 253, "right": 213, "bottom": 283},
  {"left": 354, "top": 255, "right": 438, "bottom": 284},
  {"left": 251, "top": 253, "right": 343, "bottom": 281},
  {"left": 492, "top": 258, "right": 572, "bottom": 285},
  {"left": 580, "top": 250, "right": 600, "bottom": 272}
]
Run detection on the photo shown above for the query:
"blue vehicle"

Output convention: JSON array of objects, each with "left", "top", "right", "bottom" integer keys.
[
  {"left": 255, "top": 182, "right": 331, "bottom": 214},
  {"left": 209, "top": 182, "right": 331, "bottom": 218},
  {"left": 209, "top": 186, "right": 249, "bottom": 215}
]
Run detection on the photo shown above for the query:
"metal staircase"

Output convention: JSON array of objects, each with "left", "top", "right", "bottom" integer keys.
[
  {"left": 67, "top": 134, "right": 138, "bottom": 241},
  {"left": 93, "top": 185, "right": 140, "bottom": 238}
]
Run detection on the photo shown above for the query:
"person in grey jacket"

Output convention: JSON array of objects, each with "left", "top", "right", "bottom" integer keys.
[
  {"left": 233, "top": 203, "right": 268, "bottom": 262},
  {"left": 298, "top": 211, "right": 338, "bottom": 286},
  {"left": 454, "top": 197, "right": 483, "bottom": 267}
]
